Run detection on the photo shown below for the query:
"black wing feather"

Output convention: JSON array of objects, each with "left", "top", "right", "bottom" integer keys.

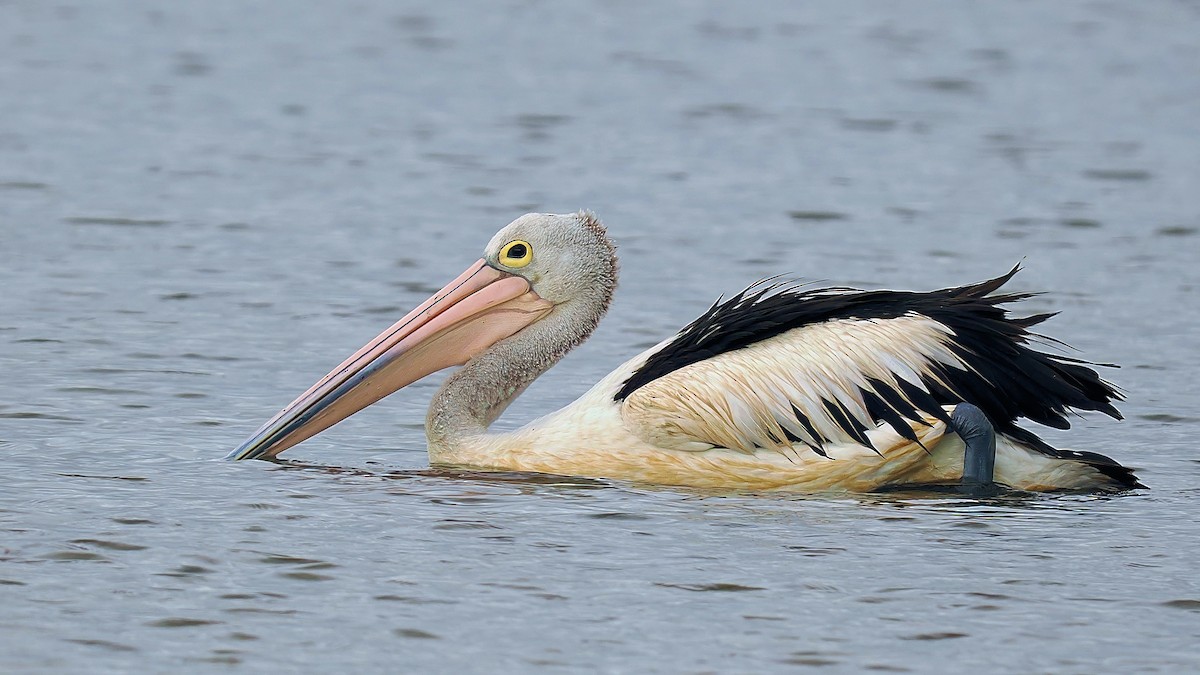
[{"left": 616, "top": 265, "right": 1127, "bottom": 478}]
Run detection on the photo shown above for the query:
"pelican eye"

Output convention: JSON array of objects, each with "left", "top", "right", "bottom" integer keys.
[{"left": 499, "top": 240, "right": 533, "bottom": 268}]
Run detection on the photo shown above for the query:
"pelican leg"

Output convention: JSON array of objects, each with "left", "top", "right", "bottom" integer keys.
[{"left": 949, "top": 403, "right": 997, "bottom": 494}]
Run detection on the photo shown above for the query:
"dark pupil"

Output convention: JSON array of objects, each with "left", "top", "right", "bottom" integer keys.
[{"left": 507, "top": 243, "right": 527, "bottom": 259}]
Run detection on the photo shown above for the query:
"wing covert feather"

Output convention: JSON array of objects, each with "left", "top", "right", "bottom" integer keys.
[{"left": 620, "top": 315, "right": 964, "bottom": 454}]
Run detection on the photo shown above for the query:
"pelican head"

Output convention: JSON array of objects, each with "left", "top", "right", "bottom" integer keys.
[
  {"left": 228, "top": 211, "right": 617, "bottom": 461},
  {"left": 483, "top": 212, "right": 617, "bottom": 306}
]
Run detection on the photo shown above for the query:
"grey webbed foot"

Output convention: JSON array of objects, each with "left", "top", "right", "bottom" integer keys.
[{"left": 949, "top": 403, "right": 998, "bottom": 495}]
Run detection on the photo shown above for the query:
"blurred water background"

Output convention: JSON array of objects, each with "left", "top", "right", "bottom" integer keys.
[{"left": 2, "top": 1, "right": 1198, "bottom": 672}]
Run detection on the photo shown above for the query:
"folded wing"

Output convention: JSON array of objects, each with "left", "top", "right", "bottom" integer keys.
[{"left": 616, "top": 268, "right": 1123, "bottom": 458}]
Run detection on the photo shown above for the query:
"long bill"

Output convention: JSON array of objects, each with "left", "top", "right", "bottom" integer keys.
[{"left": 227, "top": 259, "right": 553, "bottom": 460}]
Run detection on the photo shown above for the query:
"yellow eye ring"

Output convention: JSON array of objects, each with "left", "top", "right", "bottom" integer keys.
[{"left": 498, "top": 240, "right": 533, "bottom": 268}]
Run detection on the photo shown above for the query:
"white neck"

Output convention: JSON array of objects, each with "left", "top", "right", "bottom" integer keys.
[{"left": 424, "top": 291, "right": 609, "bottom": 456}]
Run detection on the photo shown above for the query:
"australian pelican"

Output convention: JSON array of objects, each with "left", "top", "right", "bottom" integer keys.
[{"left": 228, "top": 212, "right": 1139, "bottom": 492}]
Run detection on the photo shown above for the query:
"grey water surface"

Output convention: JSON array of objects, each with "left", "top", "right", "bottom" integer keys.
[{"left": 3, "top": 1, "right": 1199, "bottom": 672}]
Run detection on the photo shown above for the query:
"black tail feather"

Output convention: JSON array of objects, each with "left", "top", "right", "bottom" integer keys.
[{"left": 1003, "top": 426, "right": 1143, "bottom": 489}]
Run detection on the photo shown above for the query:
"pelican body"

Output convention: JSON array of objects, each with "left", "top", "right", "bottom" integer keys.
[{"left": 229, "top": 212, "right": 1140, "bottom": 492}]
